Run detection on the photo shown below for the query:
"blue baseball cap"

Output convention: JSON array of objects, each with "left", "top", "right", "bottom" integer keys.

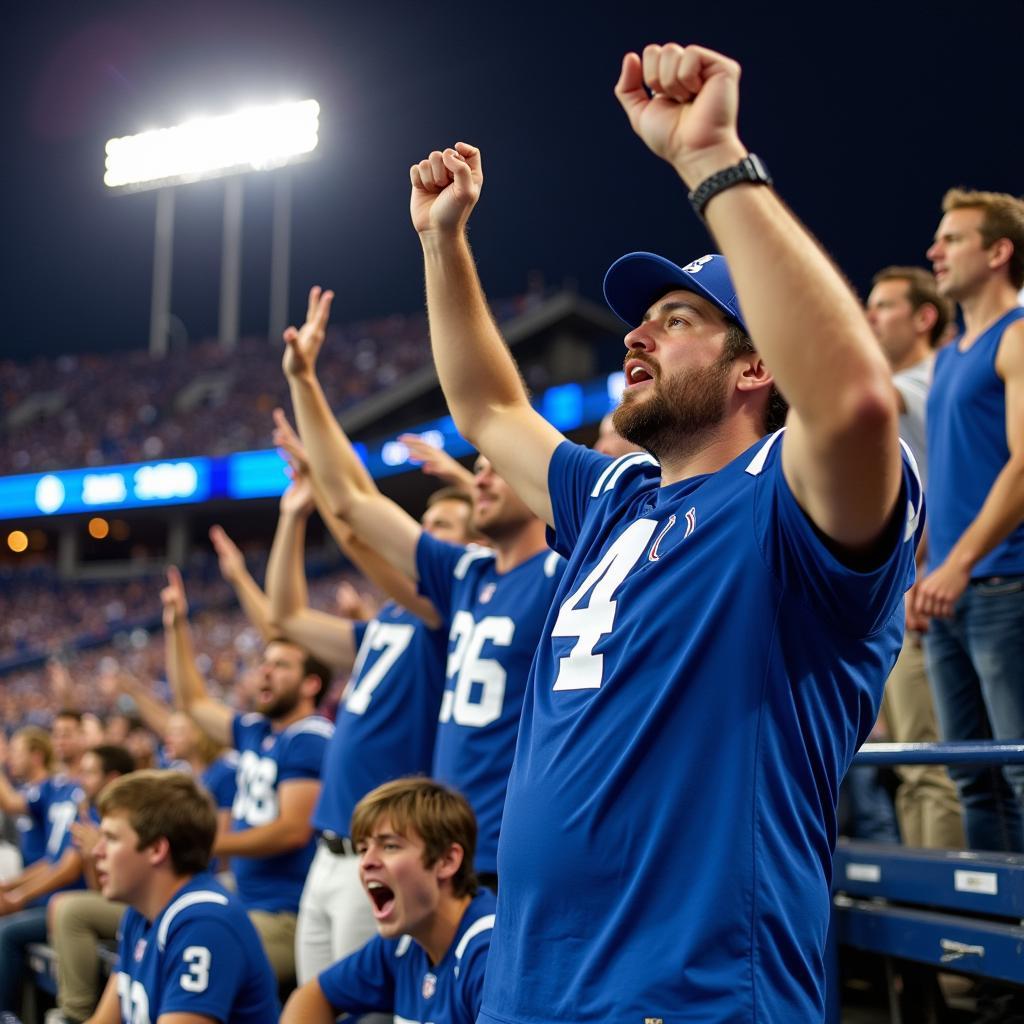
[{"left": 602, "top": 252, "right": 747, "bottom": 333}]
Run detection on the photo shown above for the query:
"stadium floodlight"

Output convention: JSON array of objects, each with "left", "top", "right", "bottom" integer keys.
[{"left": 104, "top": 99, "right": 320, "bottom": 190}]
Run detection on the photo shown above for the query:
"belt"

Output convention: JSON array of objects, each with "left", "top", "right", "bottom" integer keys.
[{"left": 320, "top": 832, "right": 357, "bottom": 856}]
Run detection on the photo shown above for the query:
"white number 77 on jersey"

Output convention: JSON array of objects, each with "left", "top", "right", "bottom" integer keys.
[{"left": 552, "top": 518, "right": 658, "bottom": 691}]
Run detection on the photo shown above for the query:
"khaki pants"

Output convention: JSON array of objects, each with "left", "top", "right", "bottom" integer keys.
[
  {"left": 881, "top": 636, "right": 965, "bottom": 848},
  {"left": 50, "top": 890, "right": 126, "bottom": 1022},
  {"left": 248, "top": 909, "right": 297, "bottom": 988}
]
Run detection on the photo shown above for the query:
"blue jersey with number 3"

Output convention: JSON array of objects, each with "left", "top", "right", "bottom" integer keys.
[
  {"left": 312, "top": 602, "right": 447, "bottom": 836},
  {"left": 416, "top": 536, "right": 565, "bottom": 873},
  {"left": 480, "top": 435, "right": 923, "bottom": 1024},
  {"left": 115, "top": 873, "right": 278, "bottom": 1024},
  {"left": 230, "top": 712, "right": 333, "bottom": 912}
]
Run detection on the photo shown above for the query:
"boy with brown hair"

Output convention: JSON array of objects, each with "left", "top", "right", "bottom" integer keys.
[
  {"left": 85, "top": 770, "right": 278, "bottom": 1024},
  {"left": 282, "top": 777, "right": 494, "bottom": 1024}
]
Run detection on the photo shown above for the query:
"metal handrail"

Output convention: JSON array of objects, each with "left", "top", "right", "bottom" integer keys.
[{"left": 854, "top": 740, "right": 1024, "bottom": 767}]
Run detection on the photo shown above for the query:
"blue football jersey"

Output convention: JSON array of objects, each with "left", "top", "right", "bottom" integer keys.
[
  {"left": 416, "top": 535, "right": 565, "bottom": 874},
  {"left": 313, "top": 602, "right": 447, "bottom": 836},
  {"left": 42, "top": 774, "right": 85, "bottom": 862},
  {"left": 230, "top": 712, "right": 333, "bottom": 912},
  {"left": 481, "top": 436, "right": 924, "bottom": 1024},
  {"left": 115, "top": 873, "right": 279, "bottom": 1024},
  {"left": 318, "top": 888, "right": 495, "bottom": 1023},
  {"left": 16, "top": 778, "right": 53, "bottom": 866},
  {"left": 200, "top": 751, "right": 239, "bottom": 811}
]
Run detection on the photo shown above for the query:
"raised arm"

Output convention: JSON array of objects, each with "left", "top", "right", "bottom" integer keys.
[
  {"left": 615, "top": 44, "right": 900, "bottom": 551},
  {"left": 209, "top": 525, "right": 275, "bottom": 643},
  {"left": 116, "top": 671, "right": 171, "bottom": 737},
  {"left": 282, "top": 288, "right": 425, "bottom": 579},
  {"left": 161, "top": 567, "right": 234, "bottom": 747},
  {"left": 397, "top": 432, "right": 476, "bottom": 492},
  {"left": 410, "top": 144, "right": 564, "bottom": 526},
  {"left": 273, "top": 409, "right": 444, "bottom": 628}
]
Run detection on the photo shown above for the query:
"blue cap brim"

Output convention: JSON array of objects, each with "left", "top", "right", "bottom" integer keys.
[{"left": 602, "top": 251, "right": 746, "bottom": 333}]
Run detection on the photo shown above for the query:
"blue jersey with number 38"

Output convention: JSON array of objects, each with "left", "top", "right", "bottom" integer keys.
[
  {"left": 230, "top": 712, "right": 333, "bottom": 912},
  {"left": 480, "top": 435, "right": 923, "bottom": 1024},
  {"left": 115, "top": 873, "right": 278, "bottom": 1024},
  {"left": 416, "top": 535, "right": 565, "bottom": 874}
]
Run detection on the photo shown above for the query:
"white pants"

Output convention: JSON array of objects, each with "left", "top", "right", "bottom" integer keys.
[{"left": 295, "top": 842, "right": 381, "bottom": 982}]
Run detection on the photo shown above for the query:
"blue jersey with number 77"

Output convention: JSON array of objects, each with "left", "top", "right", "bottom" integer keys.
[{"left": 481, "top": 434, "right": 923, "bottom": 1024}]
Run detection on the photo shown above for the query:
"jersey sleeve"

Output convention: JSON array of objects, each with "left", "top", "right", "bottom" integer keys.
[
  {"left": 545, "top": 441, "right": 617, "bottom": 556},
  {"left": 276, "top": 721, "right": 333, "bottom": 784},
  {"left": 415, "top": 533, "right": 472, "bottom": 623},
  {"left": 457, "top": 934, "right": 492, "bottom": 1023},
  {"left": 752, "top": 432, "right": 924, "bottom": 637},
  {"left": 352, "top": 619, "right": 369, "bottom": 652},
  {"left": 21, "top": 782, "right": 46, "bottom": 823},
  {"left": 158, "top": 917, "right": 248, "bottom": 1020},
  {"left": 201, "top": 755, "right": 238, "bottom": 811},
  {"left": 317, "top": 935, "right": 397, "bottom": 1014}
]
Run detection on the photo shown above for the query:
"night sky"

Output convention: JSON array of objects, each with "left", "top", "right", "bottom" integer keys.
[{"left": 3, "top": 0, "right": 1022, "bottom": 360}]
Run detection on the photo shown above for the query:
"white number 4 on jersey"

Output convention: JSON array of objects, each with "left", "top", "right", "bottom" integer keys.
[{"left": 551, "top": 519, "right": 657, "bottom": 690}]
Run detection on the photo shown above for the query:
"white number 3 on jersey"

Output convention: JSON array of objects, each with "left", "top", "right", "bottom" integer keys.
[
  {"left": 180, "top": 945, "right": 212, "bottom": 992},
  {"left": 552, "top": 518, "right": 657, "bottom": 690}
]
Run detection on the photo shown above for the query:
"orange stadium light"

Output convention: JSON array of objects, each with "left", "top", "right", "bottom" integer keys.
[{"left": 104, "top": 99, "right": 320, "bottom": 190}]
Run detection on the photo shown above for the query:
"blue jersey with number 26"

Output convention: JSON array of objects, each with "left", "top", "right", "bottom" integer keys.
[
  {"left": 230, "top": 712, "right": 333, "bottom": 912},
  {"left": 116, "top": 873, "right": 278, "bottom": 1024},
  {"left": 481, "top": 435, "right": 924, "bottom": 1024},
  {"left": 416, "top": 535, "right": 565, "bottom": 874}
]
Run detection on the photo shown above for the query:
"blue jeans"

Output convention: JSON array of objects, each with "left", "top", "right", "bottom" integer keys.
[
  {"left": 924, "top": 576, "right": 1024, "bottom": 852},
  {"left": 0, "top": 905, "right": 47, "bottom": 1012},
  {"left": 843, "top": 765, "right": 901, "bottom": 842}
]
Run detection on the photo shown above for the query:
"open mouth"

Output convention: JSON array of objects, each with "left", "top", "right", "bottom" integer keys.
[
  {"left": 366, "top": 880, "right": 396, "bottom": 919},
  {"left": 625, "top": 361, "right": 655, "bottom": 388}
]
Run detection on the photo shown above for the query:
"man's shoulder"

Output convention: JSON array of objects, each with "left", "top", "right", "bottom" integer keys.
[
  {"left": 155, "top": 881, "right": 236, "bottom": 950},
  {"left": 280, "top": 714, "right": 335, "bottom": 743}
]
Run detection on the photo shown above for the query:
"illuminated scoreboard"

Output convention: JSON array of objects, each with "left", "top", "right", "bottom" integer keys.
[{"left": 0, "top": 374, "right": 623, "bottom": 521}]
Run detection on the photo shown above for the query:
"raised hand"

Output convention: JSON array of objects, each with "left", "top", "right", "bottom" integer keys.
[
  {"left": 398, "top": 433, "right": 474, "bottom": 489},
  {"left": 409, "top": 142, "right": 483, "bottom": 237},
  {"left": 160, "top": 566, "right": 189, "bottom": 629},
  {"left": 272, "top": 407, "right": 310, "bottom": 475},
  {"left": 282, "top": 285, "right": 334, "bottom": 381},
  {"left": 335, "top": 580, "right": 375, "bottom": 621},
  {"left": 614, "top": 43, "right": 746, "bottom": 185},
  {"left": 209, "top": 525, "right": 246, "bottom": 584}
]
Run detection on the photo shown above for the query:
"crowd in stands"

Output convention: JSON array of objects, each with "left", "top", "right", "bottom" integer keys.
[
  {"left": 0, "top": 297, "right": 532, "bottom": 475},
  {"left": 2, "top": 39, "right": 1024, "bottom": 1024}
]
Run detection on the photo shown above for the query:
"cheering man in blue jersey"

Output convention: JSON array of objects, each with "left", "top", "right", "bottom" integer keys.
[
  {"left": 161, "top": 567, "right": 333, "bottom": 989},
  {"left": 263, "top": 415, "right": 474, "bottom": 988},
  {"left": 406, "top": 42, "right": 923, "bottom": 1024},
  {"left": 85, "top": 771, "right": 278, "bottom": 1024},
  {"left": 282, "top": 290, "right": 565, "bottom": 892}
]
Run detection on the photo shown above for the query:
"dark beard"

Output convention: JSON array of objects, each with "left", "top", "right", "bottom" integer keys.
[
  {"left": 263, "top": 687, "right": 301, "bottom": 722},
  {"left": 613, "top": 356, "right": 732, "bottom": 462}
]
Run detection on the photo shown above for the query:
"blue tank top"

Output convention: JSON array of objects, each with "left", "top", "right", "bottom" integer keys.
[{"left": 927, "top": 307, "right": 1024, "bottom": 576}]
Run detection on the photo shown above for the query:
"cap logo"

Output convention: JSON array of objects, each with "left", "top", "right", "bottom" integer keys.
[{"left": 680, "top": 255, "right": 714, "bottom": 274}]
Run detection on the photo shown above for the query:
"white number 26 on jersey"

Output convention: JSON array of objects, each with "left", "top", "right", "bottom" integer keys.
[{"left": 551, "top": 518, "right": 657, "bottom": 691}]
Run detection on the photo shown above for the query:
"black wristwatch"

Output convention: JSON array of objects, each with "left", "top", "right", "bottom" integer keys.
[{"left": 688, "top": 154, "right": 772, "bottom": 218}]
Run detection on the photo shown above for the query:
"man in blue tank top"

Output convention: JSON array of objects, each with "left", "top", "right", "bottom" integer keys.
[
  {"left": 913, "top": 189, "right": 1024, "bottom": 854},
  {"left": 85, "top": 770, "right": 278, "bottom": 1024},
  {"left": 406, "top": 42, "right": 921, "bottom": 1023}
]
